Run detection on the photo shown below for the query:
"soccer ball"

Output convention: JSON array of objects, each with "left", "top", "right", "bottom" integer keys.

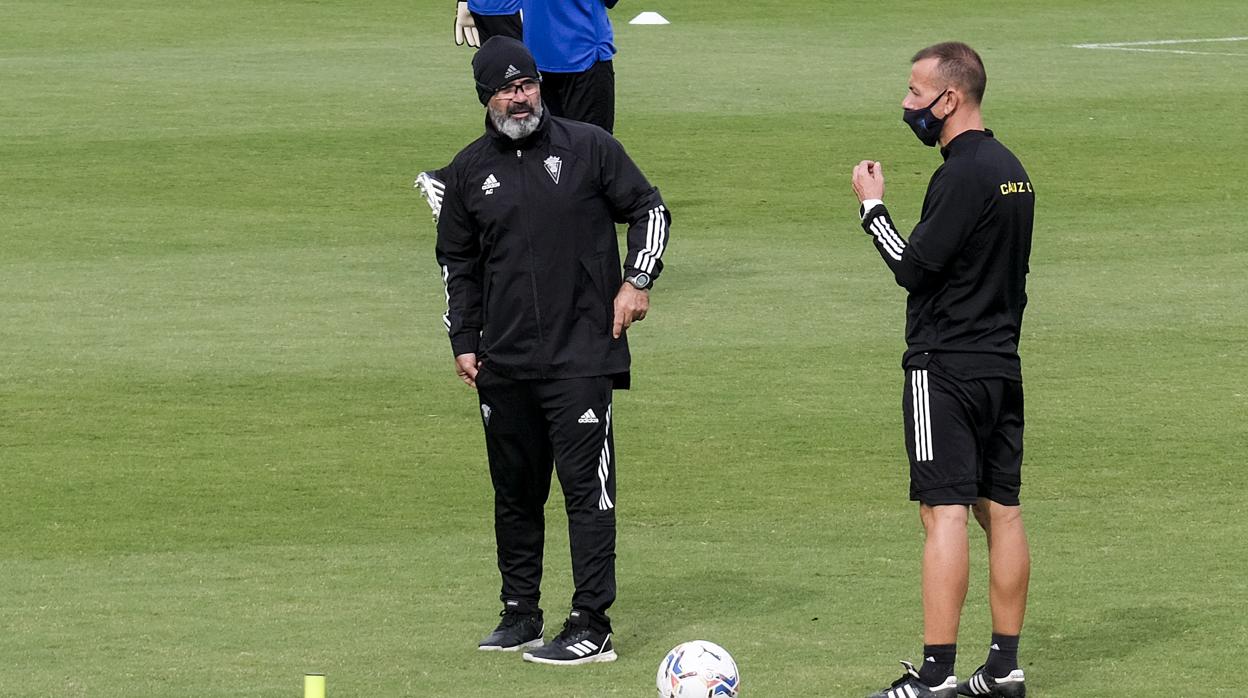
[{"left": 656, "top": 640, "right": 741, "bottom": 697}]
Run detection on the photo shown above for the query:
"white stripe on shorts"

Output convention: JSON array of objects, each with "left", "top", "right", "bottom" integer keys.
[{"left": 911, "top": 370, "right": 933, "bottom": 462}]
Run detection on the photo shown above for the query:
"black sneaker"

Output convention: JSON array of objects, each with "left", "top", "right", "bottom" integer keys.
[
  {"left": 522, "top": 610, "right": 617, "bottom": 665},
  {"left": 867, "top": 660, "right": 957, "bottom": 698},
  {"left": 477, "top": 608, "right": 544, "bottom": 652},
  {"left": 957, "top": 665, "right": 1026, "bottom": 697}
]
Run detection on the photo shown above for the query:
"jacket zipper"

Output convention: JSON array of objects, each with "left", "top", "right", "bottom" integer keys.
[{"left": 517, "top": 147, "right": 546, "bottom": 356}]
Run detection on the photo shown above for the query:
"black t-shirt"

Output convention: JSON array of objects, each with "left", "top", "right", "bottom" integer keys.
[{"left": 861, "top": 129, "right": 1035, "bottom": 380}]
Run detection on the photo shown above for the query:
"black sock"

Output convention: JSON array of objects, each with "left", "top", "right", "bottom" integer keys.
[
  {"left": 919, "top": 643, "right": 956, "bottom": 686},
  {"left": 985, "top": 633, "right": 1020, "bottom": 676}
]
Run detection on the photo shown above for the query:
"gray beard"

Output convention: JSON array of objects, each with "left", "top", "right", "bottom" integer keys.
[{"left": 489, "top": 101, "right": 544, "bottom": 140}]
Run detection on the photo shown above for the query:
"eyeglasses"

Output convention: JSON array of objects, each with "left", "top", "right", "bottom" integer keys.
[{"left": 494, "top": 79, "right": 540, "bottom": 100}]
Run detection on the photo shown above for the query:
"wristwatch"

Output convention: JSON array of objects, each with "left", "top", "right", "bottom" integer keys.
[{"left": 624, "top": 272, "right": 652, "bottom": 290}]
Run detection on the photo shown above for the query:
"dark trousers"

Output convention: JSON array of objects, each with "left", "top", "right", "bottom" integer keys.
[
  {"left": 476, "top": 369, "right": 617, "bottom": 620},
  {"left": 470, "top": 11, "right": 523, "bottom": 44},
  {"left": 540, "top": 60, "right": 616, "bottom": 134}
]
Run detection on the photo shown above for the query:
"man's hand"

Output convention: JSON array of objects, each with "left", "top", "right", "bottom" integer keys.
[
  {"left": 851, "top": 160, "right": 885, "bottom": 202},
  {"left": 455, "top": 352, "right": 480, "bottom": 388},
  {"left": 612, "top": 283, "right": 650, "bottom": 339},
  {"left": 454, "top": 2, "right": 480, "bottom": 47}
]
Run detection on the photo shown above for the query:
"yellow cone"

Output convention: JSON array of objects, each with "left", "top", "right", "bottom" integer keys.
[{"left": 304, "top": 673, "right": 326, "bottom": 698}]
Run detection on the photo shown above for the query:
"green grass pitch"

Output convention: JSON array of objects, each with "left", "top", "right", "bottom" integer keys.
[{"left": 3, "top": 1, "right": 1246, "bottom": 695}]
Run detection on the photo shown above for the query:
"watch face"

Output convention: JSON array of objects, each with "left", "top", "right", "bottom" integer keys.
[{"left": 632, "top": 273, "right": 651, "bottom": 289}]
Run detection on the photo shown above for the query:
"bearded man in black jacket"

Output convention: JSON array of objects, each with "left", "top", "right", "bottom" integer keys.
[{"left": 430, "top": 36, "right": 670, "bottom": 666}]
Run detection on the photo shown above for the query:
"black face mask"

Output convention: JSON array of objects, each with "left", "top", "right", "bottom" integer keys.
[{"left": 902, "top": 90, "right": 949, "bottom": 147}]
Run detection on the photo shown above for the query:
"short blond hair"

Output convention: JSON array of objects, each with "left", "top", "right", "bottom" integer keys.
[{"left": 912, "top": 42, "right": 986, "bottom": 104}]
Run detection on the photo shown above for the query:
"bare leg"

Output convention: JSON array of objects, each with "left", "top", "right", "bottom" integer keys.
[
  {"left": 920, "top": 504, "right": 970, "bottom": 644},
  {"left": 972, "top": 498, "right": 1030, "bottom": 634}
]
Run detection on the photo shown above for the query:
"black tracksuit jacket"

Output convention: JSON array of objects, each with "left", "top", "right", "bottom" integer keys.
[
  {"left": 861, "top": 129, "right": 1034, "bottom": 380},
  {"left": 435, "top": 112, "right": 670, "bottom": 385}
]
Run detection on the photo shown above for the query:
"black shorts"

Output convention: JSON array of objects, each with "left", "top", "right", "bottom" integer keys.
[
  {"left": 539, "top": 59, "right": 616, "bottom": 134},
  {"left": 902, "top": 368, "right": 1024, "bottom": 506},
  {"left": 470, "top": 11, "right": 523, "bottom": 44}
]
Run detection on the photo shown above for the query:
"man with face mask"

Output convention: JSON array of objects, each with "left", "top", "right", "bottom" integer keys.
[
  {"left": 433, "top": 36, "right": 671, "bottom": 666},
  {"left": 850, "top": 42, "right": 1035, "bottom": 698}
]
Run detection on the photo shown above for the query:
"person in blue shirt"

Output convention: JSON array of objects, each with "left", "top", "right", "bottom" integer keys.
[{"left": 452, "top": 0, "right": 619, "bottom": 133}]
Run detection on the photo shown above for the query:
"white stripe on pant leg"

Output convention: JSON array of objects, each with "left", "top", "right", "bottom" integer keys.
[
  {"left": 597, "top": 447, "right": 609, "bottom": 511},
  {"left": 597, "top": 403, "right": 614, "bottom": 511}
]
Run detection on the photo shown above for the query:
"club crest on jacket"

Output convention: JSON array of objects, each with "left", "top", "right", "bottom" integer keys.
[{"left": 543, "top": 156, "right": 562, "bottom": 184}]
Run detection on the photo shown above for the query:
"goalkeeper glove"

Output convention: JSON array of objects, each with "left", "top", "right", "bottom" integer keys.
[
  {"left": 414, "top": 171, "right": 446, "bottom": 224},
  {"left": 454, "top": 2, "right": 480, "bottom": 47}
]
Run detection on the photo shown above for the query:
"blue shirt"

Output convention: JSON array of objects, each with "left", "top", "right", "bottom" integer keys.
[
  {"left": 522, "top": 0, "right": 615, "bottom": 73},
  {"left": 468, "top": 0, "right": 521, "bottom": 15}
]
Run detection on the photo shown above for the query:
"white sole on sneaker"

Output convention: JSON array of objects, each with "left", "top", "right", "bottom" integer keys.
[
  {"left": 478, "top": 638, "right": 544, "bottom": 652},
  {"left": 521, "top": 649, "right": 617, "bottom": 666}
]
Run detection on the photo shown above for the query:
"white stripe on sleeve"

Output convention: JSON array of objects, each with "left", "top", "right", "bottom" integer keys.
[
  {"left": 632, "top": 205, "right": 667, "bottom": 274},
  {"left": 869, "top": 216, "right": 906, "bottom": 261}
]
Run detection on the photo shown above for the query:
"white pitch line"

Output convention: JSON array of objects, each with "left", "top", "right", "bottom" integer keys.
[
  {"left": 1079, "top": 47, "right": 1247, "bottom": 56},
  {"left": 1073, "top": 36, "right": 1248, "bottom": 56},
  {"left": 1074, "top": 36, "right": 1248, "bottom": 47}
]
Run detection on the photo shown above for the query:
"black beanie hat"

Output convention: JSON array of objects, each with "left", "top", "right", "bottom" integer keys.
[{"left": 472, "top": 36, "right": 541, "bottom": 105}]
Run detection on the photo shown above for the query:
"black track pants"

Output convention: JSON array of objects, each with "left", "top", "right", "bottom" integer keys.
[{"left": 476, "top": 368, "right": 617, "bottom": 616}]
